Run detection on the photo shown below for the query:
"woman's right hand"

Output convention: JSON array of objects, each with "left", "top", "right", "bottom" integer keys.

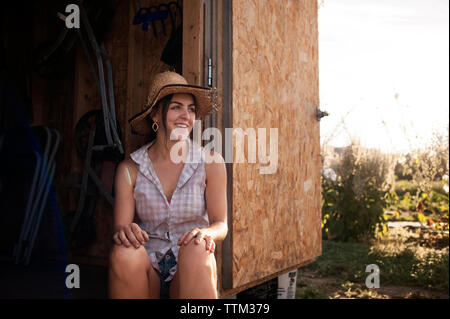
[{"left": 113, "top": 223, "right": 149, "bottom": 248}]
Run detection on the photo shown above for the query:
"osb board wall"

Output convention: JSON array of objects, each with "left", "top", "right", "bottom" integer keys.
[
  {"left": 70, "top": 0, "right": 182, "bottom": 261},
  {"left": 230, "top": 0, "right": 322, "bottom": 288}
]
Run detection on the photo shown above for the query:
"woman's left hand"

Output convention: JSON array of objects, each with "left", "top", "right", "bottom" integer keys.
[{"left": 177, "top": 228, "right": 215, "bottom": 253}]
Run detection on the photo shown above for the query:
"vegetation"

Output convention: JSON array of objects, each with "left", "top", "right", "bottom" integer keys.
[
  {"left": 321, "top": 143, "right": 394, "bottom": 242},
  {"left": 310, "top": 128, "right": 449, "bottom": 298},
  {"left": 296, "top": 227, "right": 449, "bottom": 299}
]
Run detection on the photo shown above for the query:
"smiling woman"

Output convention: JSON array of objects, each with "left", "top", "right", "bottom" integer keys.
[
  {"left": 109, "top": 71, "right": 228, "bottom": 299},
  {"left": 156, "top": 93, "right": 197, "bottom": 143},
  {"left": 144, "top": 93, "right": 197, "bottom": 146}
]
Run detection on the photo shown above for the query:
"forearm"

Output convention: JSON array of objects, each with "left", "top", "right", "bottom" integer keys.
[
  {"left": 204, "top": 221, "right": 228, "bottom": 242},
  {"left": 113, "top": 206, "right": 135, "bottom": 232}
]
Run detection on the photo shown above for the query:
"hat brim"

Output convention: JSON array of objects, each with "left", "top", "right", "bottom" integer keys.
[{"left": 129, "top": 84, "right": 217, "bottom": 135}]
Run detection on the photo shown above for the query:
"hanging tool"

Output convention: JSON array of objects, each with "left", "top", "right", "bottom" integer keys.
[{"left": 133, "top": 2, "right": 183, "bottom": 36}]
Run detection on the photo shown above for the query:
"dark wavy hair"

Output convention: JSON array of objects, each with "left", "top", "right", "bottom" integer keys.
[{"left": 147, "top": 94, "right": 173, "bottom": 144}]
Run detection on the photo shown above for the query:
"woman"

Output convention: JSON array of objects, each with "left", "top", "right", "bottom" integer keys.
[{"left": 108, "top": 71, "right": 227, "bottom": 299}]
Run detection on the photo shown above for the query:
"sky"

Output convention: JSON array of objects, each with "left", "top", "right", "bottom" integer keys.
[{"left": 318, "top": 0, "right": 449, "bottom": 154}]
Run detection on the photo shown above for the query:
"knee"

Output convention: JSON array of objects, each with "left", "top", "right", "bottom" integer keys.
[
  {"left": 178, "top": 241, "right": 216, "bottom": 271},
  {"left": 109, "top": 244, "right": 149, "bottom": 276}
]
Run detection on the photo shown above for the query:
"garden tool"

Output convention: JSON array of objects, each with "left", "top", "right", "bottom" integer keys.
[{"left": 133, "top": 3, "right": 174, "bottom": 36}]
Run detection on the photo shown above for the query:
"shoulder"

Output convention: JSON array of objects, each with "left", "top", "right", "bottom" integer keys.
[
  {"left": 204, "top": 150, "right": 225, "bottom": 164},
  {"left": 119, "top": 158, "right": 138, "bottom": 172},
  {"left": 116, "top": 158, "right": 138, "bottom": 185}
]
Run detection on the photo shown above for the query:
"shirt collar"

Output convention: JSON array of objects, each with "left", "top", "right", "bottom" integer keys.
[{"left": 130, "top": 138, "right": 204, "bottom": 190}]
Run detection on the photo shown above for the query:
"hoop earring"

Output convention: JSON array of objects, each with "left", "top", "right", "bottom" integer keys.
[{"left": 152, "top": 122, "right": 159, "bottom": 132}]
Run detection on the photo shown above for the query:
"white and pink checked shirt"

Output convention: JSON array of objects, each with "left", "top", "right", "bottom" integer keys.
[{"left": 130, "top": 138, "right": 210, "bottom": 281}]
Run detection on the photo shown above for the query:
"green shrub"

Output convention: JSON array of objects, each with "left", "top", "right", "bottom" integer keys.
[
  {"left": 389, "top": 180, "right": 449, "bottom": 215},
  {"left": 390, "top": 128, "right": 449, "bottom": 216},
  {"left": 322, "top": 144, "right": 393, "bottom": 242}
]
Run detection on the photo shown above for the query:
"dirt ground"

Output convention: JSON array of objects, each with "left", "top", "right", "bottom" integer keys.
[{"left": 297, "top": 269, "right": 449, "bottom": 299}]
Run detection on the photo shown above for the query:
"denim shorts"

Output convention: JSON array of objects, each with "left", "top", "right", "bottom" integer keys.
[{"left": 154, "top": 250, "right": 177, "bottom": 299}]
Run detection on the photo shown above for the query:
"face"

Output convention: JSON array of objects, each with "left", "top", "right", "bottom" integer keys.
[{"left": 153, "top": 93, "right": 196, "bottom": 142}]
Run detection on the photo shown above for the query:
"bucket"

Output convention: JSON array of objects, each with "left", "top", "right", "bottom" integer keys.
[{"left": 277, "top": 270, "right": 298, "bottom": 299}]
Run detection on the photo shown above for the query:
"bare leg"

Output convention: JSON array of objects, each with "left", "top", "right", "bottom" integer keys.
[
  {"left": 108, "top": 245, "right": 160, "bottom": 298},
  {"left": 173, "top": 240, "right": 217, "bottom": 299}
]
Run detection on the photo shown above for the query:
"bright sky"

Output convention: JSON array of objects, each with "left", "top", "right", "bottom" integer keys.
[{"left": 318, "top": 0, "right": 449, "bottom": 154}]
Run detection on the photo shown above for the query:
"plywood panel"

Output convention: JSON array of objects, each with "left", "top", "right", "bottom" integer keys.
[{"left": 230, "top": 0, "right": 321, "bottom": 288}]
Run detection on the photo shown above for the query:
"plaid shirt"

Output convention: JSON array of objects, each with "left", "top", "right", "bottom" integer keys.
[{"left": 130, "top": 138, "right": 210, "bottom": 281}]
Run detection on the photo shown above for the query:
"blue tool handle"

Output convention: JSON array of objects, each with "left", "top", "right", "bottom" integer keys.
[
  {"left": 148, "top": 9, "right": 168, "bottom": 21},
  {"left": 133, "top": 7, "right": 150, "bottom": 25}
]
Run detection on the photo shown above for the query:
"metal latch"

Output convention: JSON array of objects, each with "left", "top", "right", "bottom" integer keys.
[
  {"left": 208, "top": 58, "right": 213, "bottom": 87},
  {"left": 316, "top": 108, "right": 329, "bottom": 121}
]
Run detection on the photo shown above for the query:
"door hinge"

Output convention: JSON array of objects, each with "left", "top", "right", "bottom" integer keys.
[{"left": 207, "top": 58, "right": 213, "bottom": 87}]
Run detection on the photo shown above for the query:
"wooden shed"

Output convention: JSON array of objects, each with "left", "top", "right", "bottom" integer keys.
[{"left": 0, "top": 0, "right": 321, "bottom": 298}]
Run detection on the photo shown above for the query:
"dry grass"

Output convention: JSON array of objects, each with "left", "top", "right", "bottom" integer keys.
[{"left": 296, "top": 226, "right": 449, "bottom": 299}]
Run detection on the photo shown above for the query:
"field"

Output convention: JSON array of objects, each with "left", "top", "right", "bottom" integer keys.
[{"left": 296, "top": 222, "right": 449, "bottom": 299}]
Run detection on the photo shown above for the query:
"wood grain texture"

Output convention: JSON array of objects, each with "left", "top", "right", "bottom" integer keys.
[
  {"left": 182, "top": 0, "right": 203, "bottom": 85},
  {"left": 230, "top": 0, "right": 321, "bottom": 289}
]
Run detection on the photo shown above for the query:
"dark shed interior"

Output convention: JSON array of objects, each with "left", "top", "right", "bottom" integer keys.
[{"left": 0, "top": 0, "right": 184, "bottom": 298}]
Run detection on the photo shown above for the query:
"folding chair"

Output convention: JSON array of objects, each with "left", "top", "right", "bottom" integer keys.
[{"left": 12, "top": 126, "right": 60, "bottom": 265}]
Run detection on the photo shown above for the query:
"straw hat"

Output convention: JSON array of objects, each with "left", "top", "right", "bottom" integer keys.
[{"left": 129, "top": 71, "right": 219, "bottom": 135}]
